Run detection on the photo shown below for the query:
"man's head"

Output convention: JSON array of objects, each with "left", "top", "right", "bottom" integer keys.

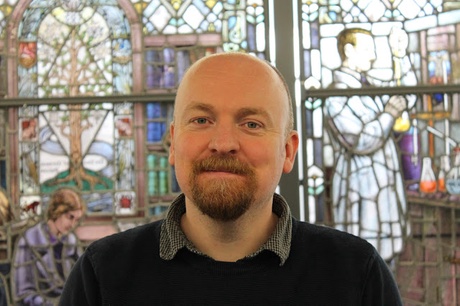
[
  {"left": 169, "top": 52, "right": 298, "bottom": 221},
  {"left": 337, "top": 28, "right": 376, "bottom": 72}
]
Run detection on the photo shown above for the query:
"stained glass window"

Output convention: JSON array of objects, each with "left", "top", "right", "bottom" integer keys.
[
  {"left": 0, "top": 0, "right": 458, "bottom": 304},
  {"left": 16, "top": 0, "right": 135, "bottom": 219},
  {"left": 0, "top": 0, "right": 268, "bottom": 304},
  {"left": 299, "top": 0, "right": 460, "bottom": 304}
]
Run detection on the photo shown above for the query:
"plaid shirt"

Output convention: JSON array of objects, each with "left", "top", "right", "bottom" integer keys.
[{"left": 159, "top": 193, "right": 292, "bottom": 266}]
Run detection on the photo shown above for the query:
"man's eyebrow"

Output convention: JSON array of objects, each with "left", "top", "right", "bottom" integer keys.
[
  {"left": 236, "top": 107, "right": 274, "bottom": 124},
  {"left": 236, "top": 107, "right": 269, "bottom": 117},
  {"left": 183, "top": 102, "right": 215, "bottom": 114}
]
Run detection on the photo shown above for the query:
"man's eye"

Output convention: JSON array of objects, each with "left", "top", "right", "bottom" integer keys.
[
  {"left": 246, "top": 122, "right": 260, "bottom": 129},
  {"left": 194, "top": 118, "right": 208, "bottom": 124}
]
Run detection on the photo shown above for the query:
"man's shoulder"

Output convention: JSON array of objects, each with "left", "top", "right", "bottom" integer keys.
[
  {"left": 86, "top": 220, "right": 163, "bottom": 260},
  {"left": 288, "top": 220, "right": 381, "bottom": 279},
  {"left": 292, "top": 219, "right": 374, "bottom": 255},
  {"left": 77, "top": 220, "right": 165, "bottom": 289}
]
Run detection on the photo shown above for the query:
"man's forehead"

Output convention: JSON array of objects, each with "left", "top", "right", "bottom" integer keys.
[{"left": 189, "top": 56, "right": 272, "bottom": 81}]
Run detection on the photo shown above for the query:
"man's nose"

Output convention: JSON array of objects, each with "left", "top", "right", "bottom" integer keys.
[{"left": 208, "top": 124, "right": 240, "bottom": 154}]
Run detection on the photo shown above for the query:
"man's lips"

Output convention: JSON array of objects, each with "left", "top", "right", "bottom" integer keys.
[
  {"left": 198, "top": 169, "right": 246, "bottom": 178},
  {"left": 202, "top": 169, "right": 241, "bottom": 174},
  {"left": 200, "top": 167, "right": 244, "bottom": 175}
]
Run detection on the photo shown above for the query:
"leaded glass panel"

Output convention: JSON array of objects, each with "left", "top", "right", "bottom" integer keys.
[
  {"left": 300, "top": 0, "right": 460, "bottom": 304},
  {"left": 0, "top": 0, "right": 269, "bottom": 304},
  {"left": 139, "top": 0, "right": 265, "bottom": 56},
  {"left": 16, "top": 0, "right": 134, "bottom": 217},
  {"left": 144, "top": 46, "right": 220, "bottom": 90}
]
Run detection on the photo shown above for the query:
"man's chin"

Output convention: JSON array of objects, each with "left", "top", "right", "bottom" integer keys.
[{"left": 195, "top": 197, "right": 250, "bottom": 222}]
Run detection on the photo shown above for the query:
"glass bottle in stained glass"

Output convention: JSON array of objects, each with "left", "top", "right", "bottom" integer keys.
[
  {"left": 419, "top": 157, "right": 437, "bottom": 194},
  {"left": 446, "top": 147, "right": 460, "bottom": 195},
  {"left": 437, "top": 155, "right": 450, "bottom": 194}
]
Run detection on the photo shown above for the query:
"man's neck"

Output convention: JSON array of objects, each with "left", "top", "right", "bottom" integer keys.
[{"left": 180, "top": 201, "right": 278, "bottom": 262}]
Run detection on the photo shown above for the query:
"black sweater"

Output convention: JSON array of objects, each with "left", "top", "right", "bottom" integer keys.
[{"left": 59, "top": 219, "right": 402, "bottom": 305}]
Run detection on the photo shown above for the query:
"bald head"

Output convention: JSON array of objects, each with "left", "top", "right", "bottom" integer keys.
[
  {"left": 174, "top": 52, "right": 294, "bottom": 137},
  {"left": 169, "top": 52, "right": 299, "bottom": 223}
]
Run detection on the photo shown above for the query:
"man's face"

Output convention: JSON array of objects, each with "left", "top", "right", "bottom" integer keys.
[
  {"left": 347, "top": 33, "right": 376, "bottom": 72},
  {"left": 169, "top": 55, "right": 298, "bottom": 221}
]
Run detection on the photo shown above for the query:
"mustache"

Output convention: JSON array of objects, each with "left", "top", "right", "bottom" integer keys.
[{"left": 192, "top": 155, "right": 253, "bottom": 175}]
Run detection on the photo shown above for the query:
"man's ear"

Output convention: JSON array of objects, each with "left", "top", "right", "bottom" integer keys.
[
  {"left": 168, "top": 123, "right": 175, "bottom": 166},
  {"left": 283, "top": 131, "right": 299, "bottom": 173}
]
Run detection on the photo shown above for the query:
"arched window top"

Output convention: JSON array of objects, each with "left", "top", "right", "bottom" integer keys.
[{"left": 16, "top": 0, "right": 132, "bottom": 98}]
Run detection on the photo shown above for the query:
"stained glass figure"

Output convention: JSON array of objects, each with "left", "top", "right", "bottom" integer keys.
[
  {"left": 324, "top": 28, "right": 412, "bottom": 261},
  {"left": 12, "top": 188, "right": 84, "bottom": 306},
  {"left": 302, "top": 1, "right": 460, "bottom": 303}
]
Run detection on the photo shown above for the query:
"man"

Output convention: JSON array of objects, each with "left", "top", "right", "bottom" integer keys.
[
  {"left": 59, "top": 52, "right": 402, "bottom": 305},
  {"left": 324, "top": 28, "right": 410, "bottom": 261}
]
